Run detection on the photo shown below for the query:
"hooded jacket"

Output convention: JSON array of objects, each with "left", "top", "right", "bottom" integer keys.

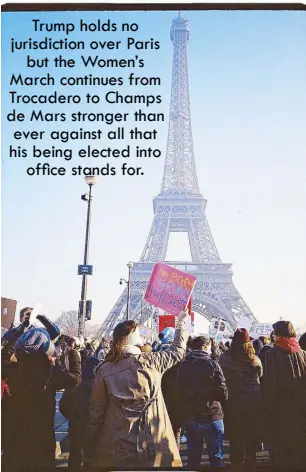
[{"left": 177, "top": 350, "right": 228, "bottom": 423}]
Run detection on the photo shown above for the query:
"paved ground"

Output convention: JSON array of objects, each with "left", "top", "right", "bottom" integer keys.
[
  {"left": 56, "top": 439, "right": 270, "bottom": 468},
  {"left": 55, "top": 395, "right": 271, "bottom": 468}
]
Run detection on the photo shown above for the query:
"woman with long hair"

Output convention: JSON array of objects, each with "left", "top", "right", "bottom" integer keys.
[
  {"left": 219, "top": 328, "right": 263, "bottom": 470},
  {"left": 83, "top": 310, "right": 189, "bottom": 468}
]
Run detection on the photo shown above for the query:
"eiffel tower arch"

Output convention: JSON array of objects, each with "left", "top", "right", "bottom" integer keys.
[{"left": 99, "top": 14, "right": 257, "bottom": 338}]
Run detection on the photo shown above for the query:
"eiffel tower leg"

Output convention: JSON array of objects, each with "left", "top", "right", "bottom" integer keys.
[
  {"left": 227, "top": 286, "right": 254, "bottom": 321},
  {"left": 189, "top": 209, "right": 221, "bottom": 263},
  {"left": 188, "top": 221, "right": 201, "bottom": 261},
  {"left": 141, "top": 213, "right": 170, "bottom": 262}
]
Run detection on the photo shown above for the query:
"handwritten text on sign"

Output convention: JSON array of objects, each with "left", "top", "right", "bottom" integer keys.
[{"left": 145, "top": 262, "right": 196, "bottom": 315}]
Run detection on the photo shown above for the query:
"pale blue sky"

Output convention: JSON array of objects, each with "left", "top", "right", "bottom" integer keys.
[{"left": 2, "top": 10, "right": 306, "bottom": 332}]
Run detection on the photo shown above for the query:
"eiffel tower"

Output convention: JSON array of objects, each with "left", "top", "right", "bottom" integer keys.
[{"left": 100, "top": 13, "right": 256, "bottom": 338}]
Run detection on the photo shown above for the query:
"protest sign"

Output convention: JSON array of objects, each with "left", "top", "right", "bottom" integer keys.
[
  {"left": 139, "top": 325, "right": 153, "bottom": 341},
  {"left": 145, "top": 262, "right": 196, "bottom": 316},
  {"left": 236, "top": 316, "right": 253, "bottom": 331},
  {"left": 159, "top": 314, "right": 176, "bottom": 332},
  {"left": 249, "top": 323, "right": 274, "bottom": 337},
  {"left": 1, "top": 297, "right": 17, "bottom": 329}
]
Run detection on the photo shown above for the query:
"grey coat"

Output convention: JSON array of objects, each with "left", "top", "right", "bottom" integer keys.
[{"left": 84, "top": 327, "right": 188, "bottom": 468}]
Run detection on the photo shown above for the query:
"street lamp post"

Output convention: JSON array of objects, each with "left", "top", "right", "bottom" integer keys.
[
  {"left": 126, "top": 262, "right": 133, "bottom": 321},
  {"left": 119, "top": 262, "right": 134, "bottom": 321},
  {"left": 78, "top": 175, "right": 97, "bottom": 337}
]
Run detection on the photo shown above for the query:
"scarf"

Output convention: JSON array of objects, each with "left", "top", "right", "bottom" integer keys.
[
  {"left": 122, "top": 345, "right": 142, "bottom": 355},
  {"left": 275, "top": 336, "right": 300, "bottom": 353}
]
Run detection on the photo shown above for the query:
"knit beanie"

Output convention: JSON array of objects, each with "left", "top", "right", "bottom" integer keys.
[
  {"left": 15, "top": 327, "right": 54, "bottom": 357},
  {"left": 160, "top": 327, "right": 175, "bottom": 345}
]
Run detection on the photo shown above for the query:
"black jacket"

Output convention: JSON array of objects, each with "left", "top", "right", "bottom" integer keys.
[
  {"left": 177, "top": 350, "right": 228, "bottom": 423},
  {"left": 60, "top": 377, "right": 94, "bottom": 429},
  {"left": 2, "top": 350, "right": 81, "bottom": 472},
  {"left": 161, "top": 362, "right": 181, "bottom": 427}
]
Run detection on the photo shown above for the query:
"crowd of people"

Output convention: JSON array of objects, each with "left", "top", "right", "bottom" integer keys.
[{"left": 1, "top": 306, "right": 306, "bottom": 471}]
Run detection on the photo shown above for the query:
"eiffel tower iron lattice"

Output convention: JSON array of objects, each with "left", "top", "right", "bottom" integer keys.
[{"left": 99, "top": 14, "right": 257, "bottom": 338}]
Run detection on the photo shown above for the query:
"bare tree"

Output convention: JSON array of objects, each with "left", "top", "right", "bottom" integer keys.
[
  {"left": 54, "top": 310, "right": 101, "bottom": 339},
  {"left": 55, "top": 310, "right": 78, "bottom": 337},
  {"left": 86, "top": 324, "right": 101, "bottom": 339}
]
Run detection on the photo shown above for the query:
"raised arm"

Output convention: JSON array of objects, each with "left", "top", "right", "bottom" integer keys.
[{"left": 142, "top": 311, "right": 189, "bottom": 374}]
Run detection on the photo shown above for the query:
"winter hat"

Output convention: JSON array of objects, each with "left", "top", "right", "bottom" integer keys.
[
  {"left": 160, "top": 327, "right": 175, "bottom": 345},
  {"left": 82, "top": 355, "right": 100, "bottom": 380},
  {"left": 36, "top": 315, "right": 60, "bottom": 341},
  {"left": 15, "top": 327, "right": 54, "bottom": 357},
  {"left": 230, "top": 328, "right": 252, "bottom": 345}
]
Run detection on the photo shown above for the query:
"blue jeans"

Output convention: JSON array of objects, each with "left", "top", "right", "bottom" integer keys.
[{"left": 186, "top": 419, "right": 225, "bottom": 468}]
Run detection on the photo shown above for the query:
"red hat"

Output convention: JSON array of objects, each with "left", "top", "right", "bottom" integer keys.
[{"left": 230, "top": 328, "right": 252, "bottom": 345}]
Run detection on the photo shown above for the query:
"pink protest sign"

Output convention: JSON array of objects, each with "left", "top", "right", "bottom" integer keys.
[{"left": 144, "top": 262, "right": 196, "bottom": 316}]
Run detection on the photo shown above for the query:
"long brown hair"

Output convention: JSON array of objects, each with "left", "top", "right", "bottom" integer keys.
[
  {"left": 104, "top": 320, "right": 137, "bottom": 363},
  {"left": 229, "top": 340, "right": 256, "bottom": 362}
]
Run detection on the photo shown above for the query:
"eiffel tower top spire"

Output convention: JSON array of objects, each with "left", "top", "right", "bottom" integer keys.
[{"left": 160, "top": 14, "right": 200, "bottom": 196}]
